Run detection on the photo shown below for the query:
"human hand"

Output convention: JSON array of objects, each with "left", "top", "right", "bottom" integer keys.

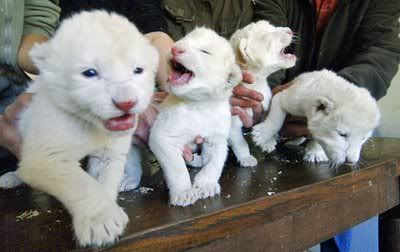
[
  {"left": 271, "top": 83, "right": 310, "bottom": 138},
  {"left": 182, "top": 136, "right": 203, "bottom": 162},
  {"left": 230, "top": 71, "right": 264, "bottom": 128},
  {"left": 144, "top": 32, "right": 174, "bottom": 88},
  {"left": 0, "top": 93, "right": 33, "bottom": 158},
  {"left": 279, "top": 115, "right": 310, "bottom": 138},
  {"left": 133, "top": 91, "right": 168, "bottom": 147}
]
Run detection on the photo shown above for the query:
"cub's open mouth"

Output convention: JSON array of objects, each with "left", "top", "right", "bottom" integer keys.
[
  {"left": 280, "top": 46, "right": 296, "bottom": 60},
  {"left": 104, "top": 113, "right": 135, "bottom": 131},
  {"left": 167, "top": 59, "right": 194, "bottom": 85}
]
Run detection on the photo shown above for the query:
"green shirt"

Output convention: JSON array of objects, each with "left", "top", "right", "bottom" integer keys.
[
  {"left": 0, "top": 0, "right": 60, "bottom": 112},
  {"left": 254, "top": 0, "right": 400, "bottom": 100}
]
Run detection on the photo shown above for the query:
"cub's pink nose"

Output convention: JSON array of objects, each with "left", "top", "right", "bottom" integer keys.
[
  {"left": 171, "top": 46, "right": 185, "bottom": 57},
  {"left": 114, "top": 100, "right": 136, "bottom": 112}
]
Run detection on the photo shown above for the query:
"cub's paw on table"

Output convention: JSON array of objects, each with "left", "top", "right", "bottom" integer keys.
[
  {"left": 73, "top": 200, "right": 129, "bottom": 247},
  {"left": 0, "top": 171, "right": 23, "bottom": 189},
  {"left": 238, "top": 155, "right": 258, "bottom": 167},
  {"left": 252, "top": 126, "right": 277, "bottom": 153},
  {"left": 303, "top": 148, "right": 329, "bottom": 163},
  {"left": 118, "top": 175, "right": 140, "bottom": 192},
  {"left": 193, "top": 181, "right": 221, "bottom": 200},
  {"left": 169, "top": 187, "right": 198, "bottom": 207}
]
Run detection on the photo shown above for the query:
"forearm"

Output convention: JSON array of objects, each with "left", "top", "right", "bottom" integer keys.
[
  {"left": 337, "top": 51, "right": 399, "bottom": 100},
  {"left": 337, "top": 0, "right": 400, "bottom": 100},
  {"left": 17, "top": 34, "right": 48, "bottom": 75},
  {"left": 145, "top": 31, "right": 174, "bottom": 89}
]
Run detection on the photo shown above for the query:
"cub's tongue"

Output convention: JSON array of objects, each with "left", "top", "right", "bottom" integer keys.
[
  {"left": 104, "top": 114, "right": 135, "bottom": 131},
  {"left": 168, "top": 70, "right": 192, "bottom": 85}
]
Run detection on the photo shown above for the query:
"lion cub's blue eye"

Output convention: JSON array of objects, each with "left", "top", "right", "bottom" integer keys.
[
  {"left": 134, "top": 67, "right": 143, "bottom": 74},
  {"left": 82, "top": 69, "right": 98, "bottom": 78}
]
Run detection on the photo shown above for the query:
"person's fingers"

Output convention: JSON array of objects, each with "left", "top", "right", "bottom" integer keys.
[
  {"left": 133, "top": 106, "right": 158, "bottom": 146},
  {"left": 230, "top": 96, "right": 260, "bottom": 108},
  {"left": 279, "top": 122, "right": 310, "bottom": 138},
  {"left": 4, "top": 93, "right": 32, "bottom": 122},
  {"left": 0, "top": 116, "right": 22, "bottom": 158},
  {"left": 231, "top": 106, "right": 253, "bottom": 128},
  {"left": 241, "top": 71, "right": 254, "bottom": 84},
  {"left": 182, "top": 145, "right": 193, "bottom": 162},
  {"left": 233, "top": 85, "right": 264, "bottom": 102},
  {"left": 194, "top": 136, "right": 203, "bottom": 145},
  {"left": 152, "top": 91, "right": 168, "bottom": 102},
  {"left": 133, "top": 120, "right": 150, "bottom": 146}
]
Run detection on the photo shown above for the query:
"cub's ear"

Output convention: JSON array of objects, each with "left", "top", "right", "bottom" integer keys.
[
  {"left": 227, "top": 63, "right": 242, "bottom": 88},
  {"left": 29, "top": 42, "right": 51, "bottom": 70},
  {"left": 314, "top": 96, "right": 335, "bottom": 115},
  {"left": 238, "top": 38, "right": 250, "bottom": 64}
]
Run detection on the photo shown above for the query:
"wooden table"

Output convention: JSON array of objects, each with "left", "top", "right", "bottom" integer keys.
[{"left": 0, "top": 137, "right": 399, "bottom": 251}]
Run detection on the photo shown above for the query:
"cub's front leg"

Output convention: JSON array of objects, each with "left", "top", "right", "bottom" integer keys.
[
  {"left": 149, "top": 136, "right": 197, "bottom": 207},
  {"left": 252, "top": 94, "right": 287, "bottom": 153},
  {"left": 229, "top": 116, "right": 258, "bottom": 167},
  {"left": 18, "top": 151, "right": 128, "bottom": 247},
  {"left": 193, "top": 137, "right": 228, "bottom": 199}
]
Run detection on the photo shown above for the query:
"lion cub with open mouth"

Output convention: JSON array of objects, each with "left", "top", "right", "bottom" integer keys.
[
  {"left": 0, "top": 11, "right": 158, "bottom": 247},
  {"left": 149, "top": 27, "right": 241, "bottom": 206},
  {"left": 229, "top": 20, "right": 297, "bottom": 167}
]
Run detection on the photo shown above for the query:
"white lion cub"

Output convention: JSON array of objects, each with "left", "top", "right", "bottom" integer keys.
[
  {"left": 252, "top": 70, "right": 380, "bottom": 166},
  {"left": 228, "top": 20, "right": 297, "bottom": 167},
  {"left": 0, "top": 11, "right": 158, "bottom": 247},
  {"left": 149, "top": 27, "right": 241, "bottom": 207}
]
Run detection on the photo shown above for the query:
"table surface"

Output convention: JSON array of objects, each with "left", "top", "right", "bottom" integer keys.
[{"left": 0, "top": 137, "right": 399, "bottom": 251}]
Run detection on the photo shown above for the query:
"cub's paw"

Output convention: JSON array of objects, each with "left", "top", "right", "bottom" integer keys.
[
  {"left": 73, "top": 201, "right": 129, "bottom": 247},
  {"left": 0, "top": 171, "right": 23, "bottom": 189},
  {"left": 193, "top": 182, "right": 221, "bottom": 200},
  {"left": 252, "top": 125, "right": 276, "bottom": 153},
  {"left": 118, "top": 176, "right": 140, "bottom": 192},
  {"left": 119, "top": 157, "right": 142, "bottom": 192},
  {"left": 186, "top": 154, "right": 203, "bottom": 168},
  {"left": 169, "top": 188, "right": 197, "bottom": 207},
  {"left": 238, "top": 155, "right": 258, "bottom": 167},
  {"left": 303, "top": 149, "right": 328, "bottom": 163}
]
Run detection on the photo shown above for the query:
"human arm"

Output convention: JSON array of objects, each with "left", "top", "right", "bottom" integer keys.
[
  {"left": 0, "top": 0, "right": 59, "bottom": 156},
  {"left": 145, "top": 32, "right": 174, "bottom": 87},
  {"left": 18, "top": 0, "right": 60, "bottom": 74},
  {"left": 230, "top": 72, "right": 265, "bottom": 128},
  {"left": 336, "top": 0, "right": 400, "bottom": 100},
  {"left": 0, "top": 94, "right": 33, "bottom": 158}
]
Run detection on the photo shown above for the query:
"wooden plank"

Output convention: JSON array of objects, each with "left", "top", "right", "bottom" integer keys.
[
  {"left": 0, "top": 138, "right": 399, "bottom": 251},
  {"left": 109, "top": 161, "right": 400, "bottom": 251}
]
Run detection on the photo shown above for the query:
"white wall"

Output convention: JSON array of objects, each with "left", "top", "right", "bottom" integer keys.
[{"left": 375, "top": 66, "right": 400, "bottom": 138}]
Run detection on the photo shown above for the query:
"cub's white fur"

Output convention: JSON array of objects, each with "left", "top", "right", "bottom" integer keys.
[
  {"left": 228, "top": 20, "right": 296, "bottom": 167},
  {"left": 0, "top": 11, "right": 158, "bottom": 247},
  {"left": 252, "top": 70, "right": 380, "bottom": 166},
  {"left": 149, "top": 27, "right": 241, "bottom": 206}
]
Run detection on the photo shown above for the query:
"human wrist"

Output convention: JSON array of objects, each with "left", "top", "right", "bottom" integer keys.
[{"left": 17, "top": 34, "right": 48, "bottom": 74}]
